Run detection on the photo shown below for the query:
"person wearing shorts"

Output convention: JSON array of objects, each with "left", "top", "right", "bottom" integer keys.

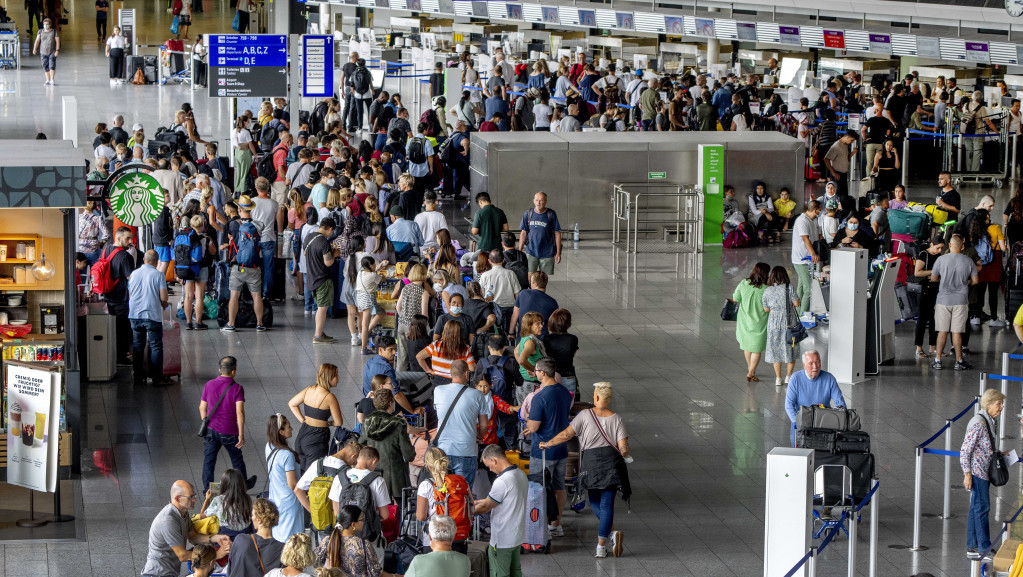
[
  {"left": 518, "top": 192, "right": 562, "bottom": 276},
  {"left": 930, "top": 234, "right": 978, "bottom": 371},
  {"left": 303, "top": 218, "right": 340, "bottom": 344},
  {"left": 222, "top": 198, "right": 268, "bottom": 333},
  {"left": 32, "top": 18, "right": 60, "bottom": 86},
  {"left": 525, "top": 357, "right": 573, "bottom": 535}
]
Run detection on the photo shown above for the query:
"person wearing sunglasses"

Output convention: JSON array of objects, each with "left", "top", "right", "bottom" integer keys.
[{"left": 142, "top": 480, "right": 231, "bottom": 577}]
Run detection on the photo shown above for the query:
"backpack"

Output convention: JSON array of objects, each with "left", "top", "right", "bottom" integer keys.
[
  {"left": 504, "top": 251, "right": 529, "bottom": 291},
  {"left": 723, "top": 223, "right": 755, "bottom": 249},
  {"left": 976, "top": 236, "right": 994, "bottom": 266},
  {"left": 420, "top": 109, "right": 442, "bottom": 137},
  {"left": 352, "top": 66, "right": 371, "bottom": 94},
  {"left": 407, "top": 137, "right": 427, "bottom": 164},
  {"left": 230, "top": 221, "right": 260, "bottom": 267},
  {"left": 336, "top": 469, "right": 383, "bottom": 541},
  {"left": 173, "top": 229, "right": 205, "bottom": 280},
  {"left": 259, "top": 120, "right": 281, "bottom": 153},
  {"left": 308, "top": 459, "right": 343, "bottom": 531},
  {"left": 432, "top": 474, "right": 472, "bottom": 541},
  {"left": 962, "top": 103, "right": 980, "bottom": 135},
  {"left": 256, "top": 144, "right": 283, "bottom": 180},
  {"left": 437, "top": 135, "right": 454, "bottom": 163},
  {"left": 485, "top": 356, "right": 513, "bottom": 404},
  {"left": 172, "top": 0, "right": 182, "bottom": 14},
  {"left": 603, "top": 83, "right": 622, "bottom": 106},
  {"left": 91, "top": 247, "right": 123, "bottom": 295}
]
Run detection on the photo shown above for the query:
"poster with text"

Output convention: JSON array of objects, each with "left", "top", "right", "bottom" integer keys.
[
  {"left": 6, "top": 363, "right": 60, "bottom": 492},
  {"left": 699, "top": 144, "right": 725, "bottom": 245}
]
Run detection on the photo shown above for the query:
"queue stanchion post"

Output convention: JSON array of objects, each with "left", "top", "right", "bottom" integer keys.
[
  {"left": 912, "top": 446, "right": 924, "bottom": 550},
  {"left": 869, "top": 481, "right": 878, "bottom": 577},
  {"left": 808, "top": 547, "right": 817, "bottom": 577},
  {"left": 847, "top": 503, "right": 857, "bottom": 577},
  {"left": 1002, "top": 351, "right": 1011, "bottom": 446},
  {"left": 980, "top": 372, "right": 988, "bottom": 404},
  {"left": 941, "top": 419, "right": 953, "bottom": 519},
  {"left": 903, "top": 137, "right": 910, "bottom": 186}
]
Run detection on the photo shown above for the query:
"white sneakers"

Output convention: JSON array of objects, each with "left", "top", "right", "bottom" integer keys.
[
  {"left": 596, "top": 531, "right": 624, "bottom": 558},
  {"left": 594, "top": 545, "right": 607, "bottom": 558},
  {"left": 351, "top": 333, "right": 361, "bottom": 346},
  {"left": 970, "top": 317, "right": 982, "bottom": 326},
  {"left": 989, "top": 318, "right": 1007, "bottom": 327},
  {"left": 548, "top": 524, "right": 564, "bottom": 537},
  {"left": 775, "top": 377, "right": 783, "bottom": 387}
]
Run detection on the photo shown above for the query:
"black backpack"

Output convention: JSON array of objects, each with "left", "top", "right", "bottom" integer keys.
[
  {"left": 255, "top": 145, "right": 283, "bottom": 180},
  {"left": 336, "top": 468, "right": 383, "bottom": 542},
  {"left": 503, "top": 250, "right": 529, "bottom": 291},
  {"left": 352, "top": 67, "right": 371, "bottom": 94},
  {"left": 259, "top": 121, "right": 281, "bottom": 153},
  {"left": 407, "top": 137, "right": 427, "bottom": 164},
  {"left": 437, "top": 135, "right": 455, "bottom": 163}
]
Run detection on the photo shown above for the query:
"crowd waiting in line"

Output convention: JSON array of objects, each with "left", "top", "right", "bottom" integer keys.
[{"left": 77, "top": 96, "right": 637, "bottom": 577}]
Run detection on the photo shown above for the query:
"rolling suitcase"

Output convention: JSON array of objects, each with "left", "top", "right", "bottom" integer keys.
[
  {"left": 144, "top": 307, "right": 181, "bottom": 380},
  {"left": 143, "top": 55, "right": 158, "bottom": 83},
  {"left": 522, "top": 454, "right": 553, "bottom": 553},
  {"left": 467, "top": 539, "right": 490, "bottom": 577},
  {"left": 267, "top": 256, "right": 287, "bottom": 301},
  {"left": 813, "top": 451, "right": 875, "bottom": 503},
  {"left": 895, "top": 283, "right": 918, "bottom": 321},
  {"left": 125, "top": 55, "right": 145, "bottom": 81},
  {"left": 383, "top": 487, "right": 422, "bottom": 575},
  {"left": 888, "top": 209, "right": 930, "bottom": 240}
]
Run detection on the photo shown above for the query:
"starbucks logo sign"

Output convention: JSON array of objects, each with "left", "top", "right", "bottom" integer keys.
[{"left": 109, "top": 172, "right": 165, "bottom": 226}]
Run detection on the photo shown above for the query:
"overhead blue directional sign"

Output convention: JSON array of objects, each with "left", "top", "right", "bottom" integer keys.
[
  {"left": 209, "top": 34, "right": 289, "bottom": 99},
  {"left": 302, "top": 35, "right": 335, "bottom": 98},
  {"left": 210, "top": 34, "right": 288, "bottom": 68}
]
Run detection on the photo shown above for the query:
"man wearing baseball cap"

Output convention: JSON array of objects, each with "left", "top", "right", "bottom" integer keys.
[{"left": 222, "top": 196, "right": 268, "bottom": 333}]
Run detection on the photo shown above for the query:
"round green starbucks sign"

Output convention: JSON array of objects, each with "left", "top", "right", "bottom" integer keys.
[{"left": 109, "top": 172, "right": 166, "bottom": 226}]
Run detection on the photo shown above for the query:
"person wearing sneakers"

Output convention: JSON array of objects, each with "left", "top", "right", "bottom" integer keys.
[
  {"left": 303, "top": 217, "right": 340, "bottom": 344},
  {"left": 930, "top": 234, "right": 979, "bottom": 371},
  {"left": 475, "top": 444, "right": 529, "bottom": 574},
  {"left": 538, "top": 382, "right": 631, "bottom": 559},
  {"left": 222, "top": 196, "right": 268, "bottom": 333},
  {"left": 32, "top": 18, "right": 59, "bottom": 86}
]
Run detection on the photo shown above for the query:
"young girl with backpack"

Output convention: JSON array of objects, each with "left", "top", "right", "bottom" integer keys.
[{"left": 416, "top": 447, "right": 472, "bottom": 553}]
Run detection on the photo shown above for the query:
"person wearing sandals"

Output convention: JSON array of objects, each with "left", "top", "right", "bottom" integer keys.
[
  {"left": 538, "top": 382, "right": 631, "bottom": 559},
  {"left": 226, "top": 498, "right": 284, "bottom": 577},
  {"left": 355, "top": 255, "right": 389, "bottom": 354},
  {"left": 732, "top": 263, "right": 770, "bottom": 382},
  {"left": 761, "top": 266, "right": 801, "bottom": 387},
  {"left": 288, "top": 363, "right": 345, "bottom": 473},
  {"left": 914, "top": 236, "right": 945, "bottom": 359}
]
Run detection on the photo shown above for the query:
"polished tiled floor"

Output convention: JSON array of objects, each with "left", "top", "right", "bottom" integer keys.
[{"left": 3, "top": 2, "right": 1023, "bottom": 576}]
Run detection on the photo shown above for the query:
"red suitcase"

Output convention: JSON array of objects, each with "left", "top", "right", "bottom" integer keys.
[{"left": 805, "top": 154, "right": 822, "bottom": 181}]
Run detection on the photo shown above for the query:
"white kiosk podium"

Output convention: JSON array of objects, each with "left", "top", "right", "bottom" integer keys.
[{"left": 828, "top": 248, "right": 867, "bottom": 384}]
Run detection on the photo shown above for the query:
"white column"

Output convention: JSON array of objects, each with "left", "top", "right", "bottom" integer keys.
[
  {"left": 707, "top": 7, "right": 720, "bottom": 67},
  {"left": 61, "top": 96, "right": 77, "bottom": 148}
]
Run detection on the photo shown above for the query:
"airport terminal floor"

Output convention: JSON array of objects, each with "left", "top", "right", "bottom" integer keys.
[{"left": 3, "top": 3, "right": 1023, "bottom": 577}]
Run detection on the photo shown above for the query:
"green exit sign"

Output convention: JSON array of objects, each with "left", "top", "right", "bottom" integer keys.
[{"left": 648, "top": 171, "right": 667, "bottom": 180}]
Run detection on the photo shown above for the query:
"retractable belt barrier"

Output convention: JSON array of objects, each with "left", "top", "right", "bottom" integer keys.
[{"left": 782, "top": 480, "right": 880, "bottom": 577}]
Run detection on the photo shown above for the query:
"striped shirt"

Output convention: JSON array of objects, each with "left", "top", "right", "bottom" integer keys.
[{"left": 424, "top": 342, "right": 473, "bottom": 379}]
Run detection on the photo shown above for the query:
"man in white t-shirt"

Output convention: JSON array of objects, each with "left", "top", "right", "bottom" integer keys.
[
  {"left": 791, "top": 200, "right": 822, "bottom": 315},
  {"left": 328, "top": 446, "right": 391, "bottom": 520},
  {"left": 294, "top": 441, "right": 359, "bottom": 536},
  {"left": 474, "top": 444, "right": 528, "bottom": 577},
  {"left": 414, "top": 191, "right": 448, "bottom": 250},
  {"left": 593, "top": 64, "right": 625, "bottom": 100}
]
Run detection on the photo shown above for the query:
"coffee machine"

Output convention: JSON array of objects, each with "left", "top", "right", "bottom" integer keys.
[{"left": 39, "top": 304, "right": 64, "bottom": 334}]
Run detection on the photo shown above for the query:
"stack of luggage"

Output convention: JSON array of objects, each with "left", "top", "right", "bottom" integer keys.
[{"left": 795, "top": 406, "right": 875, "bottom": 506}]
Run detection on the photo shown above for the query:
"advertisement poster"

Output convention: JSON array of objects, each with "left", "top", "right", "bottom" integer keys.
[
  {"left": 6, "top": 363, "right": 60, "bottom": 492},
  {"left": 698, "top": 144, "right": 725, "bottom": 245}
]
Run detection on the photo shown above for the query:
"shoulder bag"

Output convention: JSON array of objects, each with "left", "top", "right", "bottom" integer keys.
[
  {"left": 587, "top": 409, "right": 622, "bottom": 456},
  {"left": 984, "top": 417, "right": 1009, "bottom": 487},
  {"left": 785, "top": 284, "right": 808, "bottom": 347},
  {"left": 258, "top": 448, "right": 281, "bottom": 498},
  {"left": 250, "top": 534, "right": 266, "bottom": 574},
  {"left": 430, "top": 385, "right": 468, "bottom": 448},
  {"left": 198, "top": 382, "right": 235, "bottom": 437},
  {"left": 721, "top": 299, "right": 738, "bottom": 321}
]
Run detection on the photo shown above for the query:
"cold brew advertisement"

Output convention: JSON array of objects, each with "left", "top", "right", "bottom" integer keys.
[{"left": 6, "top": 363, "right": 60, "bottom": 492}]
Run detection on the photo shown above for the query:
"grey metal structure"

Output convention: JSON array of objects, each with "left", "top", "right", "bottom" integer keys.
[
  {"left": 469, "top": 131, "right": 804, "bottom": 233},
  {"left": 611, "top": 183, "right": 704, "bottom": 254}
]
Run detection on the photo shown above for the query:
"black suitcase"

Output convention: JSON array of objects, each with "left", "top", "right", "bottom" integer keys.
[
  {"left": 214, "top": 261, "right": 231, "bottom": 303},
  {"left": 267, "top": 257, "right": 287, "bottom": 301},
  {"left": 217, "top": 294, "right": 274, "bottom": 328},
  {"left": 796, "top": 428, "right": 837, "bottom": 452},
  {"left": 814, "top": 451, "right": 875, "bottom": 503},
  {"left": 125, "top": 55, "right": 145, "bottom": 80},
  {"left": 834, "top": 430, "right": 871, "bottom": 454},
  {"left": 1008, "top": 288, "right": 1023, "bottom": 320}
]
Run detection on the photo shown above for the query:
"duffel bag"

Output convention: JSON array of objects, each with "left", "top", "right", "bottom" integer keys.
[
  {"left": 798, "top": 405, "right": 861, "bottom": 431},
  {"left": 925, "top": 204, "right": 949, "bottom": 225},
  {"left": 888, "top": 209, "right": 930, "bottom": 240},
  {"left": 834, "top": 430, "right": 871, "bottom": 454},
  {"left": 796, "top": 428, "right": 837, "bottom": 452}
]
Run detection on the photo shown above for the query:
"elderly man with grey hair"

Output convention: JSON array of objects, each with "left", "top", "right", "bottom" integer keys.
[
  {"left": 403, "top": 516, "right": 470, "bottom": 577},
  {"left": 784, "top": 350, "right": 846, "bottom": 447},
  {"left": 128, "top": 249, "right": 170, "bottom": 385}
]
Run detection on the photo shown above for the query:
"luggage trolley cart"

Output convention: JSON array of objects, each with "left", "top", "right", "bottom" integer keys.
[
  {"left": 944, "top": 105, "right": 1010, "bottom": 189},
  {"left": 0, "top": 28, "right": 20, "bottom": 70}
]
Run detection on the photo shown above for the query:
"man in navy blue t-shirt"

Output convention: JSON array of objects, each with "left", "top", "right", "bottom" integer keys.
[
  {"left": 509, "top": 271, "right": 559, "bottom": 337},
  {"left": 526, "top": 357, "right": 573, "bottom": 536},
  {"left": 518, "top": 192, "right": 562, "bottom": 275}
]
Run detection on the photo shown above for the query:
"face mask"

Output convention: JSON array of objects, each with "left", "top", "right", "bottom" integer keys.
[
  {"left": 848, "top": 223, "right": 859, "bottom": 231},
  {"left": 451, "top": 306, "right": 463, "bottom": 314},
  {"left": 433, "top": 283, "right": 443, "bottom": 292},
  {"left": 43, "top": 24, "right": 50, "bottom": 29}
]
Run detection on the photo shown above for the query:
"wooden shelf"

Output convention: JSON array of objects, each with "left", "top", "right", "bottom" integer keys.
[
  {"left": 0, "top": 234, "right": 42, "bottom": 242},
  {"left": 0, "top": 260, "right": 36, "bottom": 265},
  {"left": 0, "top": 284, "right": 47, "bottom": 290}
]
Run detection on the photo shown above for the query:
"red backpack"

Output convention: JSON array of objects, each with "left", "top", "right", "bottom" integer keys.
[
  {"left": 433, "top": 474, "right": 472, "bottom": 541},
  {"left": 91, "top": 247, "right": 123, "bottom": 295}
]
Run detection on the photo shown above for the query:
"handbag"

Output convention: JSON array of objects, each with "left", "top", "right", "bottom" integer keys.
[
  {"left": 258, "top": 449, "right": 281, "bottom": 498},
  {"left": 720, "top": 299, "right": 738, "bottom": 321},
  {"left": 784, "top": 284, "right": 808, "bottom": 347},
  {"left": 198, "top": 382, "right": 234, "bottom": 437},
  {"left": 231, "top": 10, "right": 241, "bottom": 31},
  {"left": 984, "top": 417, "right": 1009, "bottom": 487},
  {"left": 170, "top": 15, "right": 180, "bottom": 35}
]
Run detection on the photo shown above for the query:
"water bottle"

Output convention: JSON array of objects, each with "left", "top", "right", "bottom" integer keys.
[{"left": 573, "top": 223, "right": 580, "bottom": 246}]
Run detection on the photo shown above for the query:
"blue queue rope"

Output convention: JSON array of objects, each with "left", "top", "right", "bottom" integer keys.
[
  {"left": 917, "top": 398, "right": 978, "bottom": 449},
  {"left": 981, "top": 502, "right": 1023, "bottom": 558}
]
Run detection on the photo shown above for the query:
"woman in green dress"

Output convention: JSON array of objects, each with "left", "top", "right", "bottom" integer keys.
[{"left": 733, "top": 262, "right": 770, "bottom": 382}]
